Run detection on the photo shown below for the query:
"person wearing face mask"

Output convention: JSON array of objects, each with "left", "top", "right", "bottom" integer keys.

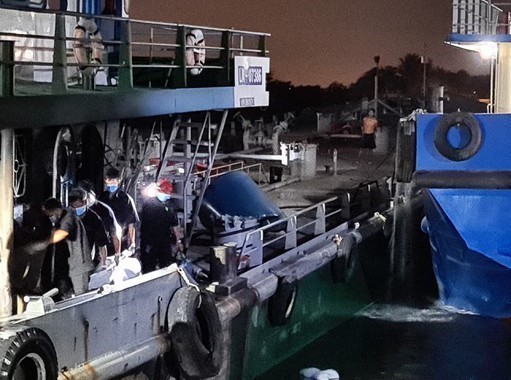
[
  {"left": 69, "top": 188, "right": 109, "bottom": 273},
  {"left": 139, "top": 179, "right": 182, "bottom": 273},
  {"left": 78, "top": 180, "right": 122, "bottom": 262},
  {"left": 10, "top": 202, "right": 53, "bottom": 296},
  {"left": 41, "top": 197, "right": 78, "bottom": 299},
  {"left": 99, "top": 167, "right": 139, "bottom": 254}
]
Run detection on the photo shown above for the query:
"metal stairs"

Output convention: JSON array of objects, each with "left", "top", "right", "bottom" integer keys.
[{"left": 156, "top": 110, "right": 228, "bottom": 248}]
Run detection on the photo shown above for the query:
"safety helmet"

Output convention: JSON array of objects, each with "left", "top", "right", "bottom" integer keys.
[{"left": 157, "top": 179, "right": 173, "bottom": 195}]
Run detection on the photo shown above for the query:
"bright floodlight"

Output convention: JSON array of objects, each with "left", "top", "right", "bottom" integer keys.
[{"left": 478, "top": 42, "right": 498, "bottom": 60}]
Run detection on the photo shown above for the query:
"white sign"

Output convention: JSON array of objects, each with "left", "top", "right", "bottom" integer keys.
[{"left": 234, "top": 56, "right": 270, "bottom": 108}]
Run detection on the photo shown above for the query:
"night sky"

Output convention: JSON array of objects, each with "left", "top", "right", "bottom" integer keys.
[{"left": 131, "top": 0, "right": 489, "bottom": 87}]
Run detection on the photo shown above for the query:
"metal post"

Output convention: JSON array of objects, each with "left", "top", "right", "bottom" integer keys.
[
  {"left": 52, "top": 14, "right": 68, "bottom": 94},
  {"left": 422, "top": 53, "right": 427, "bottom": 109},
  {"left": 118, "top": 20, "right": 133, "bottom": 89},
  {"left": 439, "top": 85, "right": 445, "bottom": 114},
  {"left": 174, "top": 26, "right": 187, "bottom": 88},
  {"left": 489, "top": 56, "right": 495, "bottom": 113},
  {"left": 332, "top": 148, "right": 338, "bottom": 175},
  {"left": 0, "top": 129, "right": 14, "bottom": 318},
  {"left": 0, "top": 42, "right": 14, "bottom": 318},
  {"left": 0, "top": 41, "right": 14, "bottom": 97},
  {"left": 373, "top": 55, "right": 380, "bottom": 117}
]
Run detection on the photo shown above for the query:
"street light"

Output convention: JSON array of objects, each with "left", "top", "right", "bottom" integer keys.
[{"left": 374, "top": 55, "right": 380, "bottom": 117}]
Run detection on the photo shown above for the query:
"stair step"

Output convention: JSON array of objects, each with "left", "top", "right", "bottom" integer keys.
[
  {"left": 172, "top": 139, "right": 215, "bottom": 147},
  {"left": 176, "top": 122, "right": 217, "bottom": 130},
  {"left": 166, "top": 155, "right": 210, "bottom": 163}
]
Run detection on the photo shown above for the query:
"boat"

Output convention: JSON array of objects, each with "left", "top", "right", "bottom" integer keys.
[
  {"left": 408, "top": 0, "right": 511, "bottom": 318},
  {"left": 0, "top": 1, "right": 395, "bottom": 379}
]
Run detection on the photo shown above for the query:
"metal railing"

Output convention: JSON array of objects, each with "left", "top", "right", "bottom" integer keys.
[
  {"left": 194, "top": 161, "right": 268, "bottom": 185},
  {"left": 452, "top": 0, "right": 510, "bottom": 34},
  {"left": 238, "top": 194, "right": 350, "bottom": 268},
  {"left": 0, "top": 6, "right": 270, "bottom": 93}
]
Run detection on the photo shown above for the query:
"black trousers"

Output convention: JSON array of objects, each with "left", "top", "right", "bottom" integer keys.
[{"left": 140, "top": 242, "right": 174, "bottom": 274}]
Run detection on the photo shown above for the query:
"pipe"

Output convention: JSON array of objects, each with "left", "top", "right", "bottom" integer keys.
[
  {"left": 414, "top": 170, "right": 511, "bottom": 189},
  {"left": 58, "top": 334, "right": 170, "bottom": 380}
]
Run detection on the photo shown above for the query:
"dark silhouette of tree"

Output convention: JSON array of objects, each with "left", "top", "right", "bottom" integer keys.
[{"left": 265, "top": 53, "right": 489, "bottom": 114}]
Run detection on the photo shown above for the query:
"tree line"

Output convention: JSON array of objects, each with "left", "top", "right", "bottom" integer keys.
[{"left": 267, "top": 53, "right": 490, "bottom": 113}]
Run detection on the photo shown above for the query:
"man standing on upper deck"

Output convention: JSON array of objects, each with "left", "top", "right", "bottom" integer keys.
[{"left": 99, "top": 168, "right": 139, "bottom": 254}]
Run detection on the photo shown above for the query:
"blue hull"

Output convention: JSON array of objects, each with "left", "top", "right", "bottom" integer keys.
[{"left": 423, "top": 190, "right": 511, "bottom": 318}]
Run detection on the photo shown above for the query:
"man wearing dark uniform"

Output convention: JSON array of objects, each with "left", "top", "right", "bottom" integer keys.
[
  {"left": 140, "top": 180, "right": 182, "bottom": 273},
  {"left": 78, "top": 180, "right": 121, "bottom": 260},
  {"left": 99, "top": 168, "right": 139, "bottom": 253}
]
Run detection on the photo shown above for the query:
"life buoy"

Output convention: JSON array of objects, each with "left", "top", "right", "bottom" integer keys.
[
  {"left": 331, "top": 234, "right": 357, "bottom": 283},
  {"left": 268, "top": 275, "right": 298, "bottom": 326},
  {"left": 185, "top": 29, "right": 206, "bottom": 76},
  {"left": 167, "top": 287, "right": 222, "bottom": 379},
  {"left": 73, "top": 17, "right": 104, "bottom": 75},
  {"left": 0, "top": 326, "right": 58, "bottom": 380},
  {"left": 434, "top": 112, "right": 482, "bottom": 162}
]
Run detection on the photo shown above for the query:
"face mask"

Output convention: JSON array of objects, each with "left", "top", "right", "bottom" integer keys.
[
  {"left": 107, "top": 185, "right": 118, "bottom": 193},
  {"left": 74, "top": 205, "right": 87, "bottom": 217},
  {"left": 157, "top": 194, "right": 171, "bottom": 202},
  {"left": 49, "top": 215, "right": 59, "bottom": 224}
]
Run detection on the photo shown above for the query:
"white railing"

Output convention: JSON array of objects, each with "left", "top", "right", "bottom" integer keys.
[
  {"left": 195, "top": 161, "right": 268, "bottom": 185},
  {"left": 0, "top": 6, "right": 270, "bottom": 92},
  {"left": 238, "top": 194, "right": 350, "bottom": 268},
  {"left": 452, "top": 0, "right": 510, "bottom": 35}
]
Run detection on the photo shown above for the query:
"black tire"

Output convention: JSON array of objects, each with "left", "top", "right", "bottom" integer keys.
[
  {"left": 434, "top": 112, "right": 482, "bottom": 161},
  {"left": 0, "top": 326, "right": 58, "bottom": 380},
  {"left": 395, "top": 119, "right": 416, "bottom": 183},
  {"left": 331, "top": 234, "right": 358, "bottom": 283},
  {"left": 268, "top": 276, "right": 298, "bottom": 326},
  {"left": 167, "top": 287, "right": 222, "bottom": 379}
]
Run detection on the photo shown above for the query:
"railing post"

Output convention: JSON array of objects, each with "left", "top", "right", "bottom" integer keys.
[
  {"left": 118, "top": 19, "right": 133, "bottom": 89},
  {"left": 174, "top": 26, "right": 187, "bottom": 88},
  {"left": 258, "top": 35, "right": 267, "bottom": 57},
  {"left": 0, "top": 41, "right": 14, "bottom": 97},
  {"left": 52, "top": 13, "right": 68, "bottom": 94},
  {"left": 220, "top": 30, "right": 231, "bottom": 86},
  {"left": 314, "top": 203, "right": 326, "bottom": 235},
  {"left": 250, "top": 230, "right": 263, "bottom": 267},
  {"left": 285, "top": 215, "right": 297, "bottom": 250}
]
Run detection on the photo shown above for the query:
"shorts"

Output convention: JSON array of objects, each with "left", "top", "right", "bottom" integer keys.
[{"left": 362, "top": 133, "right": 376, "bottom": 149}]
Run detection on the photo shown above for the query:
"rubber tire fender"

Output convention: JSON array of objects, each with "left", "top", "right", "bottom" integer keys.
[
  {"left": 167, "top": 286, "right": 222, "bottom": 379},
  {"left": 434, "top": 112, "right": 482, "bottom": 162},
  {"left": 268, "top": 275, "right": 298, "bottom": 326},
  {"left": 0, "top": 326, "right": 57, "bottom": 380},
  {"left": 331, "top": 234, "right": 358, "bottom": 284}
]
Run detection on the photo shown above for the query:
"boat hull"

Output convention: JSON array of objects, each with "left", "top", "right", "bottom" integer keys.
[{"left": 423, "top": 189, "right": 511, "bottom": 318}]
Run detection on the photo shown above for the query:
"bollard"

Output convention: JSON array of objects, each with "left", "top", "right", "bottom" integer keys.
[
  {"left": 208, "top": 243, "right": 247, "bottom": 296},
  {"left": 210, "top": 243, "right": 238, "bottom": 284}
]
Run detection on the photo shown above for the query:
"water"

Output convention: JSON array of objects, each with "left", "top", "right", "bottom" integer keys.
[{"left": 258, "top": 303, "right": 511, "bottom": 380}]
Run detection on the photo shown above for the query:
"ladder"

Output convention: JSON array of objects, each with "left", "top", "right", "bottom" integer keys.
[{"left": 156, "top": 110, "right": 228, "bottom": 248}]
